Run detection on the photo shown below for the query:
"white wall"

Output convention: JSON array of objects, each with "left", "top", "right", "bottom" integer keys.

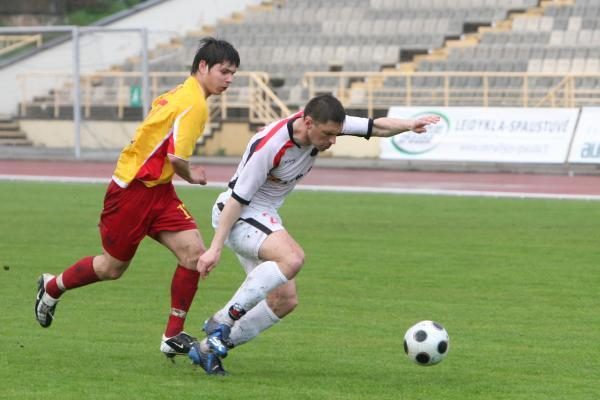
[
  {"left": 0, "top": 0, "right": 261, "bottom": 116},
  {"left": 21, "top": 119, "right": 138, "bottom": 148}
]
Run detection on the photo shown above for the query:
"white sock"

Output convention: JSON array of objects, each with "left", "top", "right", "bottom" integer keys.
[
  {"left": 215, "top": 261, "right": 287, "bottom": 325},
  {"left": 229, "top": 300, "right": 280, "bottom": 347},
  {"left": 42, "top": 292, "right": 58, "bottom": 305}
]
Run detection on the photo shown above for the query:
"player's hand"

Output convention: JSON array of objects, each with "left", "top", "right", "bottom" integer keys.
[
  {"left": 410, "top": 115, "right": 440, "bottom": 134},
  {"left": 189, "top": 166, "right": 207, "bottom": 185},
  {"left": 197, "top": 247, "right": 221, "bottom": 279}
]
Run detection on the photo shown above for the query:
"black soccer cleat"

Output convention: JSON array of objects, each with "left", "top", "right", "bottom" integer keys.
[
  {"left": 35, "top": 273, "right": 59, "bottom": 328},
  {"left": 160, "top": 331, "right": 197, "bottom": 358}
]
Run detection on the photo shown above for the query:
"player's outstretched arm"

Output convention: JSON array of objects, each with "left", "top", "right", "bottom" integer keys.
[
  {"left": 371, "top": 115, "right": 440, "bottom": 137},
  {"left": 168, "top": 154, "right": 207, "bottom": 185},
  {"left": 196, "top": 197, "right": 243, "bottom": 279}
]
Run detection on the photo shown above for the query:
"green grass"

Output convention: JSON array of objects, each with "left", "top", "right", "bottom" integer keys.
[
  {"left": 1, "top": 181, "right": 599, "bottom": 399},
  {"left": 67, "top": 0, "right": 145, "bottom": 26}
]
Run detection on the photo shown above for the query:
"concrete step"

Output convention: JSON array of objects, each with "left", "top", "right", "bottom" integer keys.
[
  {"left": 0, "top": 116, "right": 33, "bottom": 146},
  {"left": 0, "top": 120, "right": 20, "bottom": 131},
  {"left": 0, "top": 130, "right": 28, "bottom": 139},
  {"left": 0, "top": 114, "right": 14, "bottom": 122},
  {"left": 0, "top": 138, "right": 34, "bottom": 146}
]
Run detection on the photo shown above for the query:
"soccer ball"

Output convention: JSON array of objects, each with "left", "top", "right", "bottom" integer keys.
[{"left": 403, "top": 320, "right": 450, "bottom": 366}]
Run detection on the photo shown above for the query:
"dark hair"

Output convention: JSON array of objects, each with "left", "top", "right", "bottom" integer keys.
[
  {"left": 190, "top": 37, "right": 240, "bottom": 74},
  {"left": 303, "top": 94, "right": 346, "bottom": 124}
]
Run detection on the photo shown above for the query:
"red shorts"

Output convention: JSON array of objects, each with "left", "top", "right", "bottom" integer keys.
[{"left": 99, "top": 179, "right": 197, "bottom": 261}]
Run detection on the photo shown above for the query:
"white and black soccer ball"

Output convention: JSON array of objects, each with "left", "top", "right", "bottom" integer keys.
[{"left": 403, "top": 320, "right": 450, "bottom": 366}]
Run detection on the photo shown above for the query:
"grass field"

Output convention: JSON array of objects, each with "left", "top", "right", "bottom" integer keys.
[{"left": 1, "top": 181, "right": 598, "bottom": 400}]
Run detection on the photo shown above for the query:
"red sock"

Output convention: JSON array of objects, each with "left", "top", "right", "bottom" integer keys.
[
  {"left": 45, "top": 256, "right": 100, "bottom": 299},
  {"left": 165, "top": 265, "right": 200, "bottom": 337}
]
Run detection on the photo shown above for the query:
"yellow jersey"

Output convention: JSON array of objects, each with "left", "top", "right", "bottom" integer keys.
[{"left": 112, "top": 76, "right": 208, "bottom": 188}]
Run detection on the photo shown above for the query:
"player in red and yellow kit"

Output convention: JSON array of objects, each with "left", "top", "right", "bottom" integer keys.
[{"left": 34, "top": 38, "right": 239, "bottom": 363}]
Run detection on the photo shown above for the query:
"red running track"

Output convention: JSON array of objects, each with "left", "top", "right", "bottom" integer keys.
[{"left": 1, "top": 159, "right": 600, "bottom": 199}]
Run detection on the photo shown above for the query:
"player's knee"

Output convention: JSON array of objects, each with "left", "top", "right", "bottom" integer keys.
[
  {"left": 95, "top": 260, "right": 129, "bottom": 280},
  {"left": 101, "top": 268, "right": 125, "bottom": 280},
  {"left": 178, "top": 240, "right": 205, "bottom": 268},
  {"left": 282, "top": 248, "right": 304, "bottom": 275}
]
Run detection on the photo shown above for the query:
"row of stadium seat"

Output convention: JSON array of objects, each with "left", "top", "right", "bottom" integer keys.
[
  {"left": 545, "top": 4, "right": 600, "bottom": 17},
  {"left": 370, "top": 0, "right": 536, "bottom": 9},
  {"left": 419, "top": 57, "right": 600, "bottom": 75},
  {"left": 245, "top": 6, "right": 510, "bottom": 22},
  {"left": 118, "top": 0, "right": 600, "bottom": 107},
  {"left": 448, "top": 45, "right": 600, "bottom": 62},
  {"left": 512, "top": 15, "right": 600, "bottom": 31},
  {"left": 283, "top": 0, "right": 536, "bottom": 8}
]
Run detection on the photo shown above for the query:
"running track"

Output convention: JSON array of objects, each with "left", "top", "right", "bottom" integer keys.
[{"left": 2, "top": 159, "right": 600, "bottom": 200}]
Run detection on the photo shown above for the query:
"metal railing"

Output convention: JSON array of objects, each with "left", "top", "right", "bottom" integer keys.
[
  {"left": 304, "top": 71, "right": 600, "bottom": 117},
  {"left": 17, "top": 69, "right": 600, "bottom": 124},
  {"left": 17, "top": 70, "right": 290, "bottom": 125},
  {"left": 0, "top": 34, "right": 42, "bottom": 56}
]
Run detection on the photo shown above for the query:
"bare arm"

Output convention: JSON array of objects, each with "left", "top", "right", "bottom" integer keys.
[
  {"left": 371, "top": 115, "right": 440, "bottom": 137},
  {"left": 196, "top": 196, "right": 243, "bottom": 279},
  {"left": 168, "top": 154, "right": 207, "bottom": 185}
]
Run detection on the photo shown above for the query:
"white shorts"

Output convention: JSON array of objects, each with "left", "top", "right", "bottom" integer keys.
[{"left": 211, "top": 195, "right": 284, "bottom": 264}]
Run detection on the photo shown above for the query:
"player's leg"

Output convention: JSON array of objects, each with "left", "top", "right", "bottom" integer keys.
[
  {"left": 35, "top": 251, "right": 130, "bottom": 328},
  {"left": 155, "top": 228, "right": 204, "bottom": 357},
  {"left": 150, "top": 187, "right": 204, "bottom": 357},
  {"left": 204, "top": 229, "right": 304, "bottom": 357},
  {"left": 200, "top": 254, "right": 285, "bottom": 350},
  {"left": 35, "top": 180, "right": 149, "bottom": 328},
  {"left": 266, "top": 278, "right": 298, "bottom": 318},
  {"left": 191, "top": 205, "right": 302, "bottom": 373},
  {"left": 215, "top": 229, "right": 303, "bottom": 322},
  {"left": 226, "top": 279, "right": 297, "bottom": 349}
]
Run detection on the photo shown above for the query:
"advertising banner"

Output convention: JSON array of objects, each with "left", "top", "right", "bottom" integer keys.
[
  {"left": 567, "top": 107, "right": 600, "bottom": 164},
  {"left": 381, "top": 107, "right": 579, "bottom": 163}
]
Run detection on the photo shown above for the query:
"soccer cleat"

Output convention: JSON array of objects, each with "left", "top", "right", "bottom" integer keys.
[
  {"left": 35, "top": 273, "right": 59, "bottom": 328},
  {"left": 203, "top": 317, "right": 232, "bottom": 358},
  {"left": 160, "top": 331, "right": 197, "bottom": 358},
  {"left": 188, "top": 342, "right": 228, "bottom": 375}
]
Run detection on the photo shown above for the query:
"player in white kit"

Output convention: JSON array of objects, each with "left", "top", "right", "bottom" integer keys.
[{"left": 189, "top": 94, "right": 439, "bottom": 374}]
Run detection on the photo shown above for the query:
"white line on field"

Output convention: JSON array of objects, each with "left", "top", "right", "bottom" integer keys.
[{"left": 1, "top": 174, "right": 600, "bottom": 201}]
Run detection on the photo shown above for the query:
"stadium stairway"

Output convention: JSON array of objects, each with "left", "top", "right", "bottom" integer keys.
[
  {"left": 0, "top": 114, "right": 32, "bottom": 146},
  {"left": 410, "top": 0, "right": 597, "bottom": 78}
]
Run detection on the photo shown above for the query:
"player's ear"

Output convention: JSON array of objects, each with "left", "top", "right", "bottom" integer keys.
[
  {"left": 304, "top": 115, "right": 313, "bottom": 129},
  {"left": 198, "top": 60, "right": 208, "bottom": 74}
]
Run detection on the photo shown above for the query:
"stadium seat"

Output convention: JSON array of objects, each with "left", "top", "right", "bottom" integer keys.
[
  {"left": 527, "top": 59, "right": 543, "bottom": 73},
  {"left": 570, "top": 58, "right": 586, "bottom": 73},
  {"left": 47, "top": 0, "right": 600, "bottom": 111},
  {"left": 567, "top": 16, "right": 582, "bottom": 31},
  {"left": 584, "top": 58, "right": 599, "bottom": 74}
]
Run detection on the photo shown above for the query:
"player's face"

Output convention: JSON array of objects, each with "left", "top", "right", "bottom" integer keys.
[
  {"left": 199, "top": 60, "right": 237, "bottom": 95},
  {"left": 307, "top": 119, "right": 342, "bottom": 151}
]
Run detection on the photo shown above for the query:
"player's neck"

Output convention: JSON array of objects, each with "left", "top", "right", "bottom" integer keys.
[
  {"left": 292, "top": 118, "right": 310, "bottom": 146},
  {"left": 193, "top": 73, "right": 211, "bottom": 99}
]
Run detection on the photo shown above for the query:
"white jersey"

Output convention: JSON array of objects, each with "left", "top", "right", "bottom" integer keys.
[{"left": 221, "top": 111, "right": 372, "bottom": 210}]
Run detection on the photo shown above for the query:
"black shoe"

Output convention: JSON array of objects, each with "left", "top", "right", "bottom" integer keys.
[
  {"left": 35, "top": 274, "right": 58, "bottom": 328},
  {"left": 160, "top": 331, "right": 197, "bottom": 358}
]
